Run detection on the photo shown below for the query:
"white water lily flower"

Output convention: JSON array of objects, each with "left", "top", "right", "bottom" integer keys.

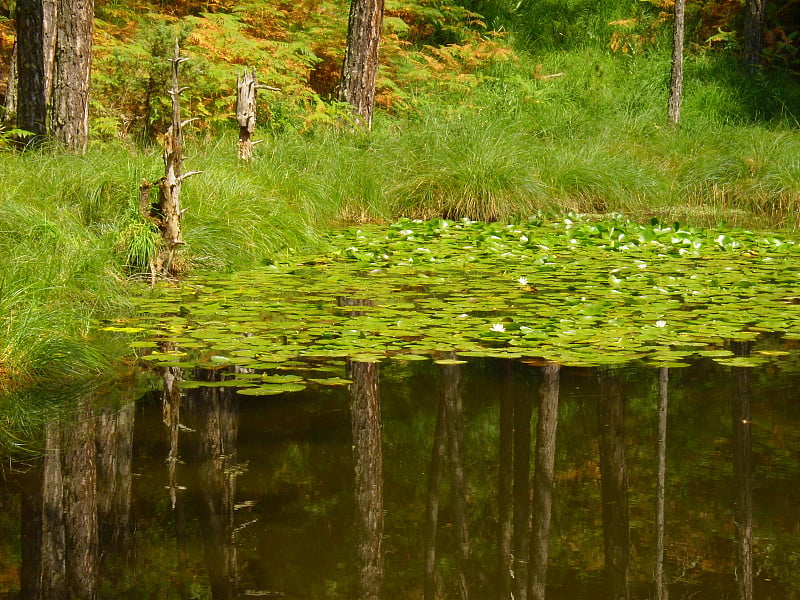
[
  {"left": 491, "top": 323, "right": 506, "bottom": 332},
  {"left": 518, "top": 276, "right": 528, "bottom": 286},
  {"left": 655, "top": 320, "right": 667, "bottom": 328}
]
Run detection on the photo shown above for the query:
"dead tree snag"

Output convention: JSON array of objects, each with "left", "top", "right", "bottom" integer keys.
[{"left": 139, "top": 39, "right": 200, "bottom": 280}]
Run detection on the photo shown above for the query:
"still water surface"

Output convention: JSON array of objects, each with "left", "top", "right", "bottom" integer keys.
[{"left": 1, "top": 350, "right": 799, "bottom": 599}]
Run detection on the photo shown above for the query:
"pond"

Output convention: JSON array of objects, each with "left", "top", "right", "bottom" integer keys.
[
  {"left": 1, "top": 352, "right": 799, "bottom": 599},
  {"left": 2, "top": 214, "right": 800, "bottom": 599}
]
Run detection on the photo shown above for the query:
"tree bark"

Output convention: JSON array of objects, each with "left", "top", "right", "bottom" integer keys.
[
  {"left": 51, "top": 0, "right": 92, "bottom": 152},
  {"left": 528, "top": 364, "right": 560, "bottom": 600},
  {"left": 743, "top": 0, "right": 767, "bottom": 74},
  {"left": 339, "top": 0, "right": 385, "bottom": 128},
  {"left": 15, "top": 0, "right": 48, "bottom": 137},
  {"left": 667, "top": 0, "right": 686, "bottom": 127},
  {"left": 4, "top": 40, "right": 18, "bottom": 125},
  {"left": 348, "top": 359, "right": 384, "bottom": 600}
]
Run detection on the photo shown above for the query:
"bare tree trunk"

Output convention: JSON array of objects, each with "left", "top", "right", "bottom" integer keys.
[
  {"left": 598, "top": 371, "right": 630, "bottom": 600},
  {"left": 528, "top": 364, "right": 560, "bottom": 600},
  {"left": 655, "top": 367, "right": 669, "bottom": 600},
  {"left": 667, "top": 0, "right": 686, "bottom": 127},
  {"left": 140, "top": 40, "right": 199, "bottom": 279},
  {"left": 744, "top": 0, "right": 767, "bottom": 74},
  {"left": 732, "top": 342, "right": 753, "bottom": 600},
  {"left": 339, "top": 0, "right": 385, "bottom": 128},
  {"left": 236, "top": 68, "right": 258, "bottom": 162},
  {"left": 51, "top": 0, "right": 92, "bottom": 152},
  {"left": 348, "top": 359, "right": 384, "bottom": 600}
]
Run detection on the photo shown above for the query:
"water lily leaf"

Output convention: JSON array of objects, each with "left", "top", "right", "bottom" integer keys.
[
  {"left": 309, "top": 377, "right": 354, "bottom": 386},
  {"left": 236, "top": 383, "right": 306, "bottom": 396}
]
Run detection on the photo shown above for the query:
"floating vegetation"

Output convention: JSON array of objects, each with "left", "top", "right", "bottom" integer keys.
[{"left": 122, "top": 214, "right": 800, "bottom": 380}]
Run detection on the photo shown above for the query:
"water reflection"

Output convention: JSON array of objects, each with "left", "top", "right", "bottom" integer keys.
[
  {"left": 2, "top": 354, "right": 800, "bottom": 599},
  {"left": 348, "top": 359, "right": 384, "bottom": 600},
  {"left": 732, "top": 342, "right": 753, "bottom": 600},
  {"left": 597, "top": 370, "right": 630, "bottom": 600}
]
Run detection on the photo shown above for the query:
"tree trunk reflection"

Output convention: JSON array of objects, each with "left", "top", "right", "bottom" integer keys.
[
  {"left": 529, "top": 363, "right": 560, "bottom": 600},
  {"left": 655, "top": 367, "right": 669, "bottom": 600},
  {"left": 193, "top": 369, "right": 241, "bottom": 600},
  {"left": 348, "top": 359, "right": 384, "bottom": 600},
  {"left": 497, "top": 362, "right": 513, "bottom": 597},
  {"left": 732, "top": 342, "right": 753, "bottom": 600},
  {"left": 512, "top": 384, "right": 532, "bottom": 600},
  {"left": 96, "top": 399, "right": 135, "bottom": 553},
  {"left": 425, "top": 357, "right": 471, "bottom": 600},
  {"left": 598, "top": 370, "right": 630, "bottom": 600},
  {"left": 20, "top": 420, "right": 66, "bottom": 600}
]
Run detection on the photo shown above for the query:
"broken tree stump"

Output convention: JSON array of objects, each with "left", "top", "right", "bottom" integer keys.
[
  {"left": 235, "top": 68, "right": 279, "bottom": 162},
  {"left": 236, "top": 68, "right": 258, "bottom": 162}
]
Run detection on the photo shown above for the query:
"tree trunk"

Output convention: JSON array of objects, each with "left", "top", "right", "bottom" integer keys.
[
  {"left": 667, "top": 0, "right": 686, "bottom": 127},
  {"left": 140, "top": 40, "right": 198, "bottom": 279},
  {"left": 236, "top": 68, "right": 258, "bottom": 162},
  {"left": 339, "top": 0, "right": 385, "bottom": 128},
  {"left": 744, "top": 0, "right": 767, "bottom": 74},
  {"left": 4, "top": 41, "right": 18, "bottom": 125},
  {"left": 528, "top": 364, "right": 560, "bottom": 600},
  {"left": 51, "top": 0, "right": 92, "bottom": 152},
  {"left": 348, "top": 359, "right": 384, "bottom": 600}
]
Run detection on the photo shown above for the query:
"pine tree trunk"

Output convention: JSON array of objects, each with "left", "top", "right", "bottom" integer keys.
[
  {"left": 744, "top": 0, "right": 767, "bottom": 74},
  {"left": 339, "top": 0, "right": 385, "bottom": 128},
  {"left": 51, "top": 0, "right": 92, "bottom": 152},
  {"left": 15, "top": 0, "right": 48, "bottom": 136}
]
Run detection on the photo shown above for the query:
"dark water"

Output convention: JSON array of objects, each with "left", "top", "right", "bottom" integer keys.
[{"left": 2, "top": 350, "right": 800, "bottom": 599}]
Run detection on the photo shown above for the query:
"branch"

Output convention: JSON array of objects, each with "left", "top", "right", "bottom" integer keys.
[{"left": 176, "top": 170, "right": 203, "bottom": 184}]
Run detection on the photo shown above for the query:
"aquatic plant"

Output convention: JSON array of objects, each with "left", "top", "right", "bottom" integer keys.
[{"left": 117, "top": 215, "right": 800, "bottom": 394}]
